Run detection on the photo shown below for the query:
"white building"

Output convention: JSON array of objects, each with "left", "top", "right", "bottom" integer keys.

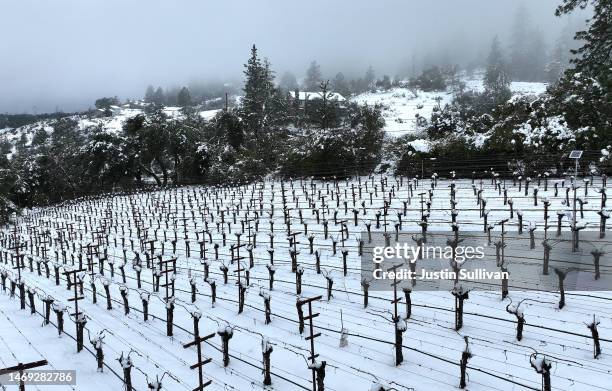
[{"left": 289, "top": 91, "right": 346, "bottom": 103}]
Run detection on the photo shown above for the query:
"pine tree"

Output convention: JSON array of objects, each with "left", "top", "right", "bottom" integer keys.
[
  {"left": 304, "top": 61, "right": 322, "bottom": 91},
  {"left": 484, "top": 36, "right": 511, "bottom": 102},
  {"left": 216, "top": 110, "right": 244, "bottom": 150},
  {"left": 177, "top": 87, "right": 192, "bottom": 107},
  {"left": 153, "top": 87, "right": 165, "bottom": 106},
  {"left": 525, "top": 28, "right": 547, "bottom": 81},
  {"left": 364, "top": 66, "right": 376, "bottom": 90},
  {"left": 546, "top": 41, "right": 567, "bottom": 82},
  {"left": 0, "top": 164, "right": 17, "bottom": 224},
  {"left": 144, "top": 85, "right": 155, "bottom": 103},
  {"left": 317, "top": 80, "right": 334, "bottom": 129},
  {"left": 332, "top": 72, "right": 350, "bottom": 97},
  {"left": 556, "top": 0, "right": 612, "bottom": 77},
  {"left": 549, "top": 0, "right": 612, "bottom": 147},
  {"left": 31, "top": 128, "right": 49, "bottom": 146},
  {"left": 546, "top": 18, "right": 581, "bottom": 82},
  {"left": 242, "top": 45, "right": 275, "bottom": 136},
  {"left": 376, "top": 75, "right": 392, "bottom": 90},
  {"left": 279, "top": 71, "right": 298, "bottom": 92},
  {"left": 510, "top": 4, "right": 530, "bottom": 81},
  {"left": 263, "top": 59, "right": 275, "bottom": 97},
  {"left": 266, "top": 87, "right": 289, "bottom": 128}
]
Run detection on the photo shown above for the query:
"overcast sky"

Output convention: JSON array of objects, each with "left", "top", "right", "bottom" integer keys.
[{"left": 0, "top": 0, "right": 581, "bottom": 113}]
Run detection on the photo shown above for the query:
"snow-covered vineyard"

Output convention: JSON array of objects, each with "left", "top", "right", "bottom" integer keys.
[{"left": 1, "top": 174, "right": 611, "bottom": 391}]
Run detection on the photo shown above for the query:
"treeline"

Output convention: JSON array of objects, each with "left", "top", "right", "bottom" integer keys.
[
  {"left": 0, "top": 45, "right": 385, "bottom": 221},
  {"left": 394, "top": 0, "right": 612, "bottom": 177},
  {"left": 0, "top": 112, "right": 78, "bottom": 129},
  {"left": 140, "top": 62, "right": 399, "bottom": 112}
]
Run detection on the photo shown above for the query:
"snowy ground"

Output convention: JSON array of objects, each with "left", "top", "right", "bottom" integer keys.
[
  {"left": 0, "top": 74, "right": 547, "bottom": 156},
  {"left": 352, "top": 74, "right": 548, "bottom": 139},
  {"left": 0, "top": 106, "right": 222, "bottom": 155},
  {"left": 1, "top": 174, "right": 610, "bottom": 391}
]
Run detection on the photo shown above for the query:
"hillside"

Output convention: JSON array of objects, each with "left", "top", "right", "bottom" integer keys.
[{"left": 351, "top": 73, "right": 547, "bottom": 138}]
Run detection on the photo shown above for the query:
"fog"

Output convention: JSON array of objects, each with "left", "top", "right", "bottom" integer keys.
[{"left": 0, "top": 0, "right": 582, "bottom": 113}]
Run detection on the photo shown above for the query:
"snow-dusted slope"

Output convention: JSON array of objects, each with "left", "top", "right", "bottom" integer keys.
[
  {"left": 1, "top": 175, "right": 610, "bottom": 391},
  {"left": 352, "top": 88, "right": 452, "bottom": 137},
  {"left": 352, "top": 74, "right": 548, "bottom": 138},
  {"left": 0, "top": 106, "right": 223, "bottom": 153}
]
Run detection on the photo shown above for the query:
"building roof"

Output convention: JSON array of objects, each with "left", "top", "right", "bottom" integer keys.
[{"left": 289, "top": 91, "right": 346, "bottom": 102}]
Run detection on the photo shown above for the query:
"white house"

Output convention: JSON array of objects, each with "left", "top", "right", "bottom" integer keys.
[{"left": 289, "top": 91, "right": 346, "bottom": 103}]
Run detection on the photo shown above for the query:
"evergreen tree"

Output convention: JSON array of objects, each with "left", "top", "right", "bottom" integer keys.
[
  {"left": 153, "top": 87, "right": 165, "bottom": 106},
  {"left": 266, "top": 87, "right": 289, "bottom": 128},
  {"left": 15, "top": 133, "right": 28, "bottom": 155},
  {"left": 332, "top": 72, "right": 350, "bottom": 97},
  {"left": 216, "top": 109, "right": 244, "bottom": 150},
  {"left": 364, "top": 66, "right": 376, "bottom": 90},
  {"left": 263, "top": 59, "right": 275, "bottom": 98},
  {"left": 314, "top": 80, "right": 339, "bottom": 129},
  {"left": 525, "top": 28, "right": 547, "bottom": 81},
  {"left": 95, "top": 97, "right": 120, "bottom": 110},
  {"left": 242, "top": 45, "right": 274, "bottom": 136},
  {"left": 546, "top": 19, "right": 578, "bottom": 82},
  {"left": 279, "top": 71, "right": 298, "bottom": 92},
  {"left": 304, "top": 61, "right": 322, "bottom": 91},
  {"left": 144, "top": 85, "right": 156, "bottom": 103},
  {"left": 412, "top": 66, "right": 446, "bottom": 91},
  {"left": 376, "top": 75, "right": 392, "bottom": 90},
  {"left": 556, "top": 0, "right": 612, "bottom": 76},
  {"left": 510, "top": 3, "right": 531, "bottom": 80},
  {"left": 547, "top": 0, "right": 612, "bottom": 147},
  {"left": 546, "top": 40, "right": 568, "bottom": 82},
  {"left": 0, "top": 163, "right": 17, "bottom": 224},
  {"left": 177, "top": 86, "right": 192, "bottom": 107},
  {"left": 31, "top": 128, "right": 49, "bottom": 146},
  {"left": 291, "top": 87, "right": 302, "bottom": 122},
  {"left": 484, "top": 36, "right": 511, "bottom": 101}
]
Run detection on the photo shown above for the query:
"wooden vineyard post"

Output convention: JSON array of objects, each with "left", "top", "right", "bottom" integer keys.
[
  {"left": 183, "top": 311, "right": 215, "bottom": 390},
  {"left": 65, "top": 268, "right": 87, "bottom": 352},
  {"left": 389, "top": 264, "right": 406, "bottom": 366},
  {"left": 287, "top": 231, "right": 301, "bottom": 272},
  {"left": 302, "top": 295, "right": 323, "bottom": 391},
  {"left": 158, "top": 257, "right": 177, "bottom": 301},
  {"left": 232, "top": 238, "right": 248, "bottom": 314},
  {"left": 9, "top": 232, "right": 27, "bottom": 310},
  {"left": 157, "top": 256, "right": 177, "bottom": 335},
  {"left": 0, "top": 360, "right": 48, "bottom": 391}
]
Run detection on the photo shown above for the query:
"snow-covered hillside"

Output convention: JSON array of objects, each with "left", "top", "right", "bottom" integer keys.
[
  {"left": 0, "top": 175, "right": 610, "bottom": 390},
  {"left": 1, "top": 73, "right": 547, "bottom": 154},
  {"left": 352, "top": 74, "right": 547, "bottom": 138},
  {"left": 0, "top": 106, "right": 223, "bottom": 155}
]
